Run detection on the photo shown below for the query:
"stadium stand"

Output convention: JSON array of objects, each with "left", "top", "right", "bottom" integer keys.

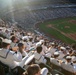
[
  {"left": 3, "top": 5, "right": 76, "bottom": 29},
  {"left": 0, "top": 0, "right": 76, "bottom": 75},
  {"left": 0, "top": 17, "right": 76, "bottom": 75}
]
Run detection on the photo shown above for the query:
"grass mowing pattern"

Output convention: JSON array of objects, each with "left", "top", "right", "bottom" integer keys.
[{"left": 38, "top": 17, "right": 76, "bottom": 44}]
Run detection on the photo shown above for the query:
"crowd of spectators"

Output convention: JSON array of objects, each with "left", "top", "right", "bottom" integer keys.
[{"left": 0, "top": 18, "right": 76, "bottom": 75}]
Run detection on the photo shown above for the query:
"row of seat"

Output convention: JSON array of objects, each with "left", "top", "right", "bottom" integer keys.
[{"left": 1, "top": 58, "right": 75, "bottom": 75}]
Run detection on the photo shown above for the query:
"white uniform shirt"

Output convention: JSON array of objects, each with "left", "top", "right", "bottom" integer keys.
[
  {"left": 41, "top": 45, "right": 48, "bottom": 55},
  {"left": 48, "top": 47, "right": 56, "bottom": 56},
  {"left": 57, "top": 51, "right": 65, "bottom": 60},
  {"left": 73, "top": 63, "right": 76, "bottom": 72},
  {"left": 50, "top": 58, "right": 61, "bottom": 66},
  {"left": 61, "top": 61, "right": 74, "bottom": 73},
  {"left": 22, "top": 50, "right": 28, "bottom": 57},
  {"left": 0, "top": 48, "right": 22, "bottom": 69},
  {"left": 34, "top": 52, "right": 47, "bottom": 64}
]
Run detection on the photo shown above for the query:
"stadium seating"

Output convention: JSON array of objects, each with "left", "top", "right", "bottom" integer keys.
[
  {"left": 0, "top": 61, "right": 25, "bottom": 75},
  {"left": 0, "top": 1, "right": 76, "bottom": 75}
]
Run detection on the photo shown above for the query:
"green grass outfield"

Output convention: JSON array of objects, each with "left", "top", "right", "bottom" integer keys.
[{"left": 37, "top": 17, "right": 76, "bottom": 44}]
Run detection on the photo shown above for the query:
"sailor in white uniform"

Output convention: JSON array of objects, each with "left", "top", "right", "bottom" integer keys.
[
  {"left": 34, "top": 46, "right": 47, "bottom": 64},
  {"left": 48, "top": 43, "right": 57, "bottom": 57},
  {"left": 18, "top": 42, "right": 28, "bottom": 58},
  {"left": 50, "top": 52, "right": 61, "bottom": 67},
  {"left": 57, "top": 47, "right": 66, "bottom": 60},
  {"left": 0, "top": 39, "right": 29, "bottom": 69},
  {"left": 61, "top": 56, "right": 74, "bottom": 73}
]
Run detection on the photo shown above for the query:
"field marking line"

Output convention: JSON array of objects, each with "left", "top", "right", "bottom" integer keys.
[{"left": 47, "top": 25, "right": 75, "bottom": 41}]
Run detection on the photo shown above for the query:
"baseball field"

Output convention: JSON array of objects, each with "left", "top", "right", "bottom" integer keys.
[{"left": 37, "top": 17, "right": 76, "bottom": 44}]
